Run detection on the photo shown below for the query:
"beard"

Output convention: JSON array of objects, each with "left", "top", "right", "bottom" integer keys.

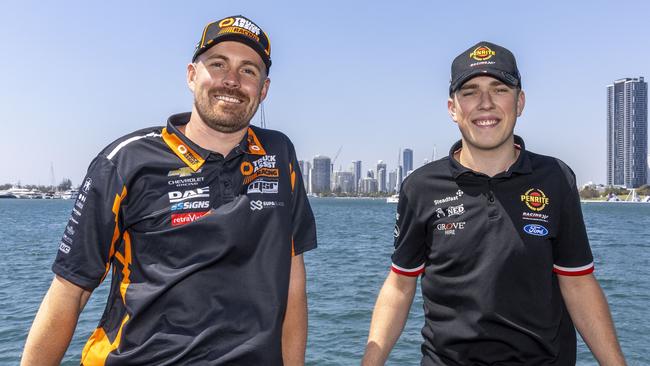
[{"left": 194, "top": 87, "right": 261, "bottom": 133}]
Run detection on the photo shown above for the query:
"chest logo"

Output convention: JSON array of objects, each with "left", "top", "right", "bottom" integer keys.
[
  {"left": 521, "top": 188, "right": 549, "bottom": 211},
  {"left": 446, "top": 204, "right": 464, "bottom": 217},
  {"left": 436, "top": 221, "right": 466, "bottom": 235},
  {"left": 523, "top": 224, "right": 549, "bottom": 237},
  {"left": 168, "top": 187, "right": 210, "bottom": 203}
]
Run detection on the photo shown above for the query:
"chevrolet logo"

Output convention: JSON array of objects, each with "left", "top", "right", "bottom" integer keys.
[{"left": 168, "top": 167, "right": 201, "bottom": 178}]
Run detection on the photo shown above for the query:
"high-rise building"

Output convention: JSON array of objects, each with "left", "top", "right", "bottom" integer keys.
[
  {"left": 388, "top": 170, "right": 397, "bottom": 194},
  {"left": 352, "top": 160, "right": 362, "bottom": 192},
  {"left": 312, "top": 155, "right": 331, "bottom": 194},
  {"left": 607, "top": 77, "right": 648, "bottom": 188},
  {"left": 360, "top": 177, "right": 378, "bottom": 194},
  {"left": 333, "top": 171, "right": 356, "bottom": 193},
  {"left": 298, "top": 160, "right": 311, "bottom": 193},
  {"left": 376, "top": 160, "right": 387, "bottom": 192},
  {"left": 403, "top": 148, "right": 413, "bottom": 174}
]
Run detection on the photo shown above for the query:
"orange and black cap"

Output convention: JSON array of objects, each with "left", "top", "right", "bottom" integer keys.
[
  {"left": 193, "top": 15, "right": 271, "bottom": 73},
  {"left": 450, "top": 41, "right": 521, "bottom": 95}
]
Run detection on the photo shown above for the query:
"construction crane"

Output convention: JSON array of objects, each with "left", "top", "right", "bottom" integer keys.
[{"left": 331, "top": 145, "right": 343, "bottom": 171}]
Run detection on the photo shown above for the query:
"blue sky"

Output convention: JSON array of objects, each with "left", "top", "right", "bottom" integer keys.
[{"left": 2, "top": 0, "right": 649, "bottom": 186}]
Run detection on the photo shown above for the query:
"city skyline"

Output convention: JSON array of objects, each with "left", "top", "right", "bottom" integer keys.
[{"left": 3, "top": 1, "right": 650, "bottom": 187}]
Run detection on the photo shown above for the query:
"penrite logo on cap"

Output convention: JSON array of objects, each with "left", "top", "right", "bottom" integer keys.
[
  {"left": 521, "top": 188, "right": 549, "bottom": 212},
  {"left": 470, "top": 46, "right": 496, "bottom": 61}
]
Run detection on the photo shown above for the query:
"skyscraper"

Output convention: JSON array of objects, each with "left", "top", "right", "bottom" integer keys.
[
  {"left": 376, "top": 160, "right": 387, "bottom": 193},
  {"left": 312, "top": 155, "right": 331, "bottom": 194},
  {"left": 352, "top": 160, "right": 362, "bottom": 192},
  {"left": 607, "top": 77, "right": 648, "bottom": 188},
  {"left": 298, "top": 160, "right": 311, "bottom": 193},
  {"left": 403, "top": 148, "right": 413, "bottom": 174}
]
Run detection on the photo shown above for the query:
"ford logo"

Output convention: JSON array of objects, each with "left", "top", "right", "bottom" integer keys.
[{"left": 523, "top": 224, "right": 548, "bottom": 237}]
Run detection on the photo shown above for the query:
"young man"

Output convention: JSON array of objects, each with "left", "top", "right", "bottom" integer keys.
[
  {"left": 362, "top": 42, "right": 626, "bottom": 365},
  {"left": 22, "top": 15, "right": 316, "bottom": 366}
]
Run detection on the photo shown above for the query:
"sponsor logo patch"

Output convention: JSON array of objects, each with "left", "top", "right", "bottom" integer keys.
[
  {"left": 393, "top": 224, "right": 400, "bottom": 238},
  {"left": 434, "top": 190, "right": 465, "bottom": 206},
  {"left": 250, "top": 200, "right": 284, "bottom": 211},
  {"left": 82, "top": 178, "right": 92, "bottom": 193},
  {"left": 470, "top": 45, "right": 496, "bottom": 61},
  {"left": 446, "top": 204, "right": 465, "bottom": 217},
  {"left": 168, "top": 187, "right": 210, "bottom": 203},
  {"left": 171, "top": 200, "right": 210, "bottom": 211},
  {"left": 243, "top": 168, "right": 279, "bottom": 185},
  {"left": 171, "top": 211, "right": 209, "bottom": 226},
  {"left": 435, "top": 207, "right": 446, "bottom": 218},
  {"left": 522, "top": 211, "right": 550, "bottom": 223},
  {"left": 59, "top": 242, "right": 71, "bottom": 254},
  {"left": 435, "top": 221, "right": 466, "bottom": 235},
  {"left": 523, "top": 224, "right": 549, "bottom": 237},
  {"left": 247, "top": 179, "right": 279, "bottom": 194},
  {"left": 168, "top": 167, "right": 202, "bottom": 178},
  {"left": 521, "top": 188, "right": 549, "bottom": 211}
]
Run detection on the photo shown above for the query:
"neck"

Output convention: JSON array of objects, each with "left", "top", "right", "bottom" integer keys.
[
  {"left": 181, "top": 110, "right": 248, "bottom": 157},
  {"left": 455, "top": 138, "right": 519, "bottom": 177}
]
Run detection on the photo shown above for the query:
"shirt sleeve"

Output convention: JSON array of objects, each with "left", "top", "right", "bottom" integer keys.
[
  {"left": 390, "top": 179, "right": 426, "bottom": 277},
  {"left": 552, "top": 164, "right": 594, "bottom": 276},
  {"left": 51, "top": 155, "right": 126, "bottom": 290},
  {"left": 288, "top": 142, "right": 317, "bottom": 256}
]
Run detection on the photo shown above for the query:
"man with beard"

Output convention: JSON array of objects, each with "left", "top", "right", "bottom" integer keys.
[
  {"left": 22, "top": 15, "right": 316, "bottom": 366},
  {"left": 362, "top": 42, "right": 626, "bottom": 365}
]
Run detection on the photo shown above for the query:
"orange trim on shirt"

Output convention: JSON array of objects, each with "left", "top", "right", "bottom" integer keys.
[
  {"left": 162, "top": 128, "right": 205, "bottom": 171},
  {"left": 246, "top": 127, "right": 266, "bottom": 155}
]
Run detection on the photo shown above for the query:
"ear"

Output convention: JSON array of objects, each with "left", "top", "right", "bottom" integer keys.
[
  {"left": 259, "top": 77, "right": 271, "bottom": 102},
  {"left": 187, "top": 63, "right": 197, "bottom": 93},
  {"left": 516, "top": 89, "right": 526, "bottom": 116},
  {"left": 447, "top": 96, "right": 459, "bottom": 123}
]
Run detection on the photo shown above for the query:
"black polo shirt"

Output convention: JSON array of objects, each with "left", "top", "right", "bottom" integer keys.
[
  {"left": 52, "top": 112, "right": 317, "bottom": 365},
  {"left": 391, "top": 136, "right": 593, "bottom": 365}
]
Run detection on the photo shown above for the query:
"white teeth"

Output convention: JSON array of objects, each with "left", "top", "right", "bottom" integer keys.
[
  {"left": 215, "top": 95, "right": 241, "bottom": 103},
  {"left": 474, "top": 119, "right": 498, "bottom": 126}
]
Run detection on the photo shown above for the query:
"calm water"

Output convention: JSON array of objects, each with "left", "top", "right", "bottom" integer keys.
[{"left": 0, "top": 199, "right": 648, "bottom": 365}]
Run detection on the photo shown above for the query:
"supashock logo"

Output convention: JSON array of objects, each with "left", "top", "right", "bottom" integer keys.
[
  {"left": 470, "top": 46, "right": 496, "bottom": 61},
  {"left": 521, "top": 188, "right": 549, "bottom": 211}
]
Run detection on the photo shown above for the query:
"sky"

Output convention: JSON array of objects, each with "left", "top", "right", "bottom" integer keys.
[{"left": 2, "top": 0, "right": 649, "bottom": 187}]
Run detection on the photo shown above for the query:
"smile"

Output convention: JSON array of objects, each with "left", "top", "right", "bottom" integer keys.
[
  {"left": 472, "top": 118, "right": 500, "bottom": 127},
  {"left": 214, "top": 95, "right": 243, "bottom": 104}
]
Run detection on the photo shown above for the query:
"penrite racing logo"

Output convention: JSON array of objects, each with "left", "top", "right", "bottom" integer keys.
[
  {"left": 521, "top": 188, "right": 549, "bottom": 212},
  {"left": 470, "top": 45, "right": 496, "bottom": 61}
]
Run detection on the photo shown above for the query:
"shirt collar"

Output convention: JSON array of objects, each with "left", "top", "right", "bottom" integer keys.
[
  {"left": 162, "top": 113, "right": 267, "bottom": 171},
  {"left": 448, "top": 135, "right": 532, "bottom": 179}
]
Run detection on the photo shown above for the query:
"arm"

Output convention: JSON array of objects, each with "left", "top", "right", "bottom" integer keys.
[
  {"left": 558, "top": 273, "right": 626, "bottom": 365},
  {"left": 362, "top": 271, "right": 417, "bottom": 366},
  {"left": 282, "top": 254, "right": 308, "bottom": 366},
  {"left": 21, "top": 275, "right": 92, "bottom": 366}
]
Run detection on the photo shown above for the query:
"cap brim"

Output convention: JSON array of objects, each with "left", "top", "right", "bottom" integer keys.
[{"left": 450, "top": 69, "right": 519, "bottom": 94}]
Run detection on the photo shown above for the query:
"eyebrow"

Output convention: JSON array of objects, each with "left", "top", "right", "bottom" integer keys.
[
  {"left": 202, "top": 53, "right": 263, "bottom": 72},
  {"left": 460, "top": 80, "right": 508, "bottom": 90}
]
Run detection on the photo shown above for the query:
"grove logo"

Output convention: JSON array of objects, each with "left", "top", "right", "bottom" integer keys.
[
  {"left": 469, "top": 46, "right": 496, "bottom": 61},
  {"left": 521, "top": 188, "right": 549, "bottom": 211}
]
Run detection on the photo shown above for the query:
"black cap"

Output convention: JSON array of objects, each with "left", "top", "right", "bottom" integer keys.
[
  {"left": 193, "top": 15, "right": 271, "bottom": 73},
  {"left": 449, "top": 41, "right": 521, "bottom": 94}
]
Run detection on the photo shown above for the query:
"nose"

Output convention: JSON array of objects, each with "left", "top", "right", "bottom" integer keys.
[
  {"left": 478, "top": 90, "right": 495, "bottom": 110},
  {"left": 222, "top": 68, "right": 240, "bottom": 89}
]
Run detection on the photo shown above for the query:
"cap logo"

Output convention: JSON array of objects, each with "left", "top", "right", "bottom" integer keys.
[
  {"left": 219, "top": 18, "right": 235, "bottom": 28},
  {"left": 470, "top": 46, "right": 496, "bottom": 61}
]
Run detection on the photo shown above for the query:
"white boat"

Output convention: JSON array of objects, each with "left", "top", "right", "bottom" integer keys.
[
  {"left": 61, "top": 189, "right": 79, "bottom": 200},
  {"left": 386, "top": 194, "right": 399, "bottom": 203},
  {"left": 0, "top": 187, "right": 42, "bottom": 199}
]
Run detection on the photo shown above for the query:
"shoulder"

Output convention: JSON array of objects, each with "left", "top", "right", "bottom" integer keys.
[
  {"left": 527, "top": 150, "right": 577, "bottom": 189},
  {"left": 98, "top": 126, "right": 165, "bottom": 161},
  {"left": 402, "top": 158, "right": 450, "bottom": 193},
  {"left": 250, "top": 125, "right": 293, "bottom": 146}
]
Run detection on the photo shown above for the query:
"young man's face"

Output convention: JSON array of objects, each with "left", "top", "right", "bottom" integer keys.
[
  {"left": 187, "top": 41, "right": 270, "bottom": 133},
  {"left": 447, "top": 76, "right": 525, "bottom": 152}
]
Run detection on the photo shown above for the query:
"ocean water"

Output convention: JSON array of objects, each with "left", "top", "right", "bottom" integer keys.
[{"left": 0, "top": 199, "right": 648, "bottom": 365}]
